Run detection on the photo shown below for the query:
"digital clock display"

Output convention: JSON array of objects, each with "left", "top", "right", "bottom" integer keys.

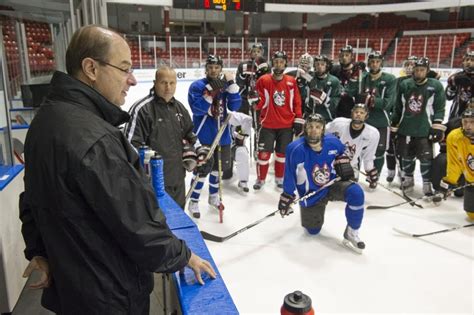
[{"left": 203, "top": 0, "right": 241, "bottom": 11}]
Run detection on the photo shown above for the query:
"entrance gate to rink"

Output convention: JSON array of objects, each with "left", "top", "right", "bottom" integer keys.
[{"left": 124, "top": 30, "right": 473, "bottom": 70}]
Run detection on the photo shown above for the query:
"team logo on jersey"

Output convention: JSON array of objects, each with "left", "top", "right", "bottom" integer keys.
[
  {"left": 273, "top": 90, "right": 286, "bottom": 106},
  {"left": 344, "top": 142, "right": 357, "bottom": 160},
  {"left": 467, "top": 153, "right": 474, "bottom": 171},
  {"left": 460, "top": 87, "right": 472, "bottom": 103},
  {"left": 407, "top": 94, "right": 423, "bottom": 114},
  {"left": 311, "top": 163, "right": 330, "bottom": 186}
]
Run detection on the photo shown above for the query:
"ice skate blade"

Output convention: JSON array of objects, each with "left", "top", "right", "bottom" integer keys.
[{"left": 342, "top": 239, "right": 364, "bottom": 254}]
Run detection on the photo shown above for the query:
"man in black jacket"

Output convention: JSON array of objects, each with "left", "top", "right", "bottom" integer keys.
[
  {"left": 124, "top": 66, "right": 196, "bottom": 209},
  {"left": 19, "top": 25, "right": 215, "bottom": 314}
]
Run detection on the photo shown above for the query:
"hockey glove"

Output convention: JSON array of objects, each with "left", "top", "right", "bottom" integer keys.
[
  {"left": 453, "top": 73, "right": 472, "bottom": 87},
  {"left": 296, "top": 68, "right": 313, "bottom": 84},
  {"left": 293, "top": 117, "right": 305, "bottom": 137},
  {"left": 182, "top": 141, "right": 197, "bottom": 172},
  {"left": 278, "top": 192, "right": 295, "bottom": 217},
  {"left": 256, "top": 62, "right": 270, "bottom": 78},
  {"left": 242, "top": 62, "right": 256, "bottom": 76},
  {"left": 334, "top": 155, "right": 354, "bottom": 181},
  {"left": 439, "top": 180, "right": 453, "bottom": 200},
  {"left": 248, "top": 90, "right": 260, "bottom": 107},
  {"left": 365, "top": 168, "right": 378, "bottom": 189},
  {"left": 428, "top": 123, "right": 447, "bottom": 143},
  {"left": 205, "top": 78, "right": 226, "bottom": 97},
  {"left": 196, "top": 146, "right": 214, "bottom": 176},
  {"left": 309, "top": 88, "right": 327, "bottom": 105},
  {"left": 233, "top": 127, "right": 248, "bottom": 146}
]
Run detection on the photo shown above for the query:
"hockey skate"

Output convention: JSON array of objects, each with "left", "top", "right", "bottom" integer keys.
[
  {"left": 400, "top": 176, "right": 414, "bottom": 193},
  {"left": 253, "top": 179, "right": 265, "bottom": 190},
  {"left": 386, "top": 169, "right": 396, "bottom": 183},
  {"left": 188, "top": 200, "right": 200, "bottom": 219},
  {"left": 208, "top": 194, "right": 224, "bottom": 211},
  {"left": 275, "top": 178, "right": 284, "bottom": 189},
  {"left": 342, "top": 225, "right": 365, "bottom": 254},
  {"left": 423, "top": 182, "right": 443, "bottom": 205},
  {"left": 238, "top": 181, "right": 249, "bottom": 193}
]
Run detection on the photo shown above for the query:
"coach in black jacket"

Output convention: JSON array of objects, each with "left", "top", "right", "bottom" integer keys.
[
  {"left": 124, "top": 66, "right": 195, "bottom": 209},
  {"left": 19, "top": 25, "right": 215, "bottom": 314}
]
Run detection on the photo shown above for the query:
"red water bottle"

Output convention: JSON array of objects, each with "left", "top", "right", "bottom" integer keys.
[{"left": 281, "top": 290, "right": 314, "bottom": 315}]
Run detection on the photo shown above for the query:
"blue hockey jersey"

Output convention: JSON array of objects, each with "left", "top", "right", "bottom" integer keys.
[
  {"left": 284, "top": 134, "right": 345, "bottom": 207},
  {"left": 188, "top": 78, "right": 241, "bottom": 146}
]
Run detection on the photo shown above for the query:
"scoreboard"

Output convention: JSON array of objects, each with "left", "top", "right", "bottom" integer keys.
[
  {"left": 173, "top": 0, "right": 262, "bottom": 12},
  {"left": 203, "top": 0, "right": 241, "bottom": 11}
]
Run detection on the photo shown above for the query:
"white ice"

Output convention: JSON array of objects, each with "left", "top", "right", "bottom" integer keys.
[{"left": 125, "top": 71, "right": 473, "bottom": 315}]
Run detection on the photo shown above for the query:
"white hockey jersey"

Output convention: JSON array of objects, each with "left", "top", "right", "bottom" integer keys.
[{"left": 326, "top": 117, "right": 380, "bottom": 172}]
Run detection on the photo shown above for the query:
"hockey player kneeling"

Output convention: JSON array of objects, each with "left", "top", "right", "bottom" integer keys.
[{"left": 278, "top": 114, "right": 366, "bottom": 253}]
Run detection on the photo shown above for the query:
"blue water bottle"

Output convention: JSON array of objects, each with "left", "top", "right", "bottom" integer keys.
[
  {"left": 150, "top": 153, "right": 165, "bottom": 197},
  {"left": 138, "top": 143, "right": 149, "bottom": 168}
]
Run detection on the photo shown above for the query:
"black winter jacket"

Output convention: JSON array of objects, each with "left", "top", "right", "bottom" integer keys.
[
  {"left": 20, "top": 71, "right": 191, "bottom": 314},
  {"left": 124, "top": 90, "right": 194, "bottom": 187}
]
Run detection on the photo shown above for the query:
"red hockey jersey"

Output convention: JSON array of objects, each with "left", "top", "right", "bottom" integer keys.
[{"left": 255, "top": 74, "right": 302, "bottom": 129}]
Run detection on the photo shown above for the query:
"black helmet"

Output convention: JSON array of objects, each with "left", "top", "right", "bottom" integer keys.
[
  {"left": 206, "top": 54, "right": 223, "bottom": 67},
  {"left": 305, "top": 113, "right": 326, "bottom": 145},
  {"left": 462, "top": 108, "right": 474, "bottom": 119},
  {"left": 352, "top": 102, "right": 369, "bottom": 113},
  {"left": 351, "top": 103, "right": 369, "bottom": 125},
  {"left": 251, "top": 43, "right": 264, "bottom": 52},
  {"left": 461, "top": 108, "right": 474, "bottom": 140},
  {"left": 414, "top": 57, "right": 430, "bottom": 69},
  {"left": 368, "top": 51, "right": 383, "bottom": 61},
  {"left": 340, "top": 45, "right": 353, "bottom": 54},
  {"left": 272, "top": 50, "right": 287, "bottom": 62},
  {"left": 314, "top": 54, "right": 331, "bottom": 74},
  {"left": 463, "top": 50, "right": 474, "bottom": 60}
]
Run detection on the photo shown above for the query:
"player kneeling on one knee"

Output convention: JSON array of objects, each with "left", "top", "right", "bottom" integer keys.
[{"left": 278, "top": 114, "right": 366, "bottom": 252}]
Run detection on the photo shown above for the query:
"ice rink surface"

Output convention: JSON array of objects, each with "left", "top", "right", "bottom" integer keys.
[{"left": 125, "top": 71, "right": 473, "bottom": 315}]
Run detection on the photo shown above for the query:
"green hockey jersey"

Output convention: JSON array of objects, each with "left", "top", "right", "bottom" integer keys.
[{"left": 392, "top": 78, "right": 446, "bottom": 137}]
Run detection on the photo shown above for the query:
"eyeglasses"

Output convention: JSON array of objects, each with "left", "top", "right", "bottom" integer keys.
[{"left": 93, "top": 59, "right": 134, "bottom": 75}]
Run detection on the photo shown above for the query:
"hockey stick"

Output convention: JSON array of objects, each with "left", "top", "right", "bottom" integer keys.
[
  {"left": 357, "top": 169, "right": 423, "bottom": 209},
  {"left": 393, "top": 223, "right": 474, "bottom": 238},
  {"left": 200, "top": 177, "right": 341, "bottom": 242},
  {"left": 217, "top": 113, "right": 224, "bottom": 223},
  {"left": 185, "top": 113, "right": 233, "bottom": 204},
  {"left": 367, "top": 183, "right": 471, "bottom": 210}
]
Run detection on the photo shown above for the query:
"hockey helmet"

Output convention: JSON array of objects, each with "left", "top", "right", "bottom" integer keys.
[
  {"left": 463, "top": 50, "right": 474, "bottom": 60},
  {"left": 414, "top": 57, "right": 430, "bottom": 69},
  {"left": 206, "top": 54, "right": 223, "bottom": 67},
  {"left": 462, "top": 50, "right": 474, "bottom": 74},
  {"left": 368, "top": 51, "right": 383, "bottom": 61},
  {"left": 340, "top": 45, "right": 353, "bottom": 54},
  {"left": 461, "top": 108, "right": 474, "bottom": 140},
  {"left": 272, "top": 50, "right": 288, "bottom": 62},
  {"left": 368, "top": 51, "right": 383, "bottom": 74},
  {"left": 305, "top": 113, "right": 326, "bottom": 145},
  {"left": 272, "top": 51, "right": 287, "bottom": 75},
  {"left": 462, "top": 108, "right": 474, "bottom": 119},
  {"left": 251, "top": 42, "right": 264, "bottom": 52},
  {"left": 314, "top": 54, "right": 331, "bottom": 73},
  {"left": 298, "top": 53, "right": 314, "bottom": 71},
  {"left": 351, "top": 103, "right": 369, "bottom": 125}
]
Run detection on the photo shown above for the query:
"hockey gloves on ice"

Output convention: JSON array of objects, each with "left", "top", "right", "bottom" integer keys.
[
  {"left": 278, "top": 192, "right": 294, "bottom": 217},
  {"left": 334, "top": 155, "right": 354, "bottom": 181},
  {"left": 182, "top": 141, "right": 197, "bottom": 172},
  {"left": 293, "top": 117, "right": 305, "bottom": 137},
  {"left": 309, "top": 88, "right": 327, "bottom": 105},
  {"left": 365, "top": 168, "right": 378, "bottom": 189},
  {"left": 428, "top": 123, "right": 447, "bottom": 143},
  {"left": 196, "top": 146, "right": 214, "bottom": 176}
]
